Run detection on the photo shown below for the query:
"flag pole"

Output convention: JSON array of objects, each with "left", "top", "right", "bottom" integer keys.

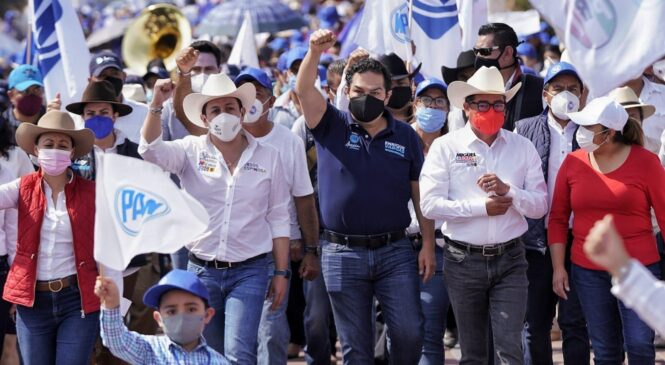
[
  {"left": 406, "top": 0, "right": 414, "bottom": 73},
  {"left": 26, "top": 23, "right": 32, "bottom": 63}
]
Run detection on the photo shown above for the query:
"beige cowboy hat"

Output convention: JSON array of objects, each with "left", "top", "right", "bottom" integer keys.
[
  {"left": 16, "top": 111, "right": 95, "bottom": 159},
  {"left": 447, "top": 66, "right": 522, "bottom": 110},
  {"left": 183, "top": 73, "right": 256, "bottom": 128},
  {"left": 608, "top": 86, "right": 655, "bottom": 120}
]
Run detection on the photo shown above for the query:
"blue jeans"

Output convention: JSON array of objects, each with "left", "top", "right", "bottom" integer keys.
[
  {"left": 188, "top": 255, "right": 270, "bottom": 364},
  {"left": 572, "top": 263, "right": 661, "bottom": 365},
  {"left": 257, "top": 260, "right": 290, "bottom": 365},
  {"left": 303, "top": 264, "right": 334, "bottom": 365},
  {"left": 443, "top": 242, "right": 529, "bottom": 365},
  {"left": 522, "top": 249, "right": 589, "bottom": 365},
  {"left": 419, "top": 245, "right": 449, "bottom": 365},
  {"left": 16, "top": 285, "right": 99, "bottom": 365},
  {"left": 322, "top": 237, "right": 423, "bottom": 365}
]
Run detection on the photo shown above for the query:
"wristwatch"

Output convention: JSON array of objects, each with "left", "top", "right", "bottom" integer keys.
[
  {"left": 274, "top": 269, "right": 291, "bottom": 279},
  {"left": 304, "top": 245, "right": 319, "bottom": 256}
]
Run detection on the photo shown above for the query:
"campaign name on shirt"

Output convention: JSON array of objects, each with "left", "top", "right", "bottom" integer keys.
[
  {"left": 454, "top": 153, "right": 478, "bottom": 166},
  {"left": 243, "top": 162, "right": 267, "bottom": 173},
  {"left": 114, "top": 186, "right": 171, "bottom": 236},
  {"left": 385, "top": 141, "right": 406, "bottom": 157},
  {"left": 345, "top": 133, "right": 361, "bottom": 151}
]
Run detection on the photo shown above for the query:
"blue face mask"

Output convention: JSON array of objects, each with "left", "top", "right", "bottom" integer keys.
[
  {"left": 415, "top": 107, "right": 447, "bottom": 133},
  {"left": 84, "top": 115, "right": 115, "bottom": 139},
  {"left": 287, "top": 75, "right": 297, "bottom": 90}
]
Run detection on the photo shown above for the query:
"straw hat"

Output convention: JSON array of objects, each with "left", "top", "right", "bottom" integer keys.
[
  {"left": 66, "top": 80, "right": 133, "bottom": 116},
  {"left": 447, "top": 66, "right": 522, "bottom": 109},
  {"left": 608, "top": 86, "right": 655, "bottom": 120},
  {"left": 16, "top": 111, "right": 94, "bottom": 158},
  {"left": 183, "top": 73, "right": 256, "bottom": 128}
]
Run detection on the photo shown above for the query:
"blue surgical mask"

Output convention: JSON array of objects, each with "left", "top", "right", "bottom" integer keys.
[
  {"left": 146, "top": 89, "right": 154, "bottom": 103},
  {"left": 84, "top": 115, "right": 115, "bottom": 139},
  {"left": 287, "top": 75, "right": 297, "bottom": 90},
  {"left": 415, "top": 107, "right": 447, "bottom": 133}
]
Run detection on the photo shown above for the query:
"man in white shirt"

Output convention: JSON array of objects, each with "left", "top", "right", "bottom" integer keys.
[
  {"left": 515, "top": 62, "right": 590, "bottom": 365},
  {"left": 420, "top": 66, "right": 548, "bottom": 364},
  {"left": 139, "top": 74, "right": 291, "bottom": 363},
  {"left": 87, "top": 50, "right": 148, "bottom": 143},
  {"left": 233, "top": 67, "right": 319, "bottom": 365},
  {"left": 623, "top": 73, "right": 665, "bottom": 154}
]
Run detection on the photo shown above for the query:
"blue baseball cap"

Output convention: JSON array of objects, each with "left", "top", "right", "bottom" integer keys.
[
  {"left": 287, "top": 47, "right": 308, "bottom": 70},
  {"left": 276, "top": 52, "right": 289, "bottom": 72},
  {"left": 317, "top": 65, "right": 328, "bottom": 87},
  {"left": 415, "top": 78, "right": 446, "bottom": 97},
  {"left": 517, "top": 43, "right": 537, "bottom": 59},
  {"left": 317, "top": 6, "right": 340, "bottom": 29},
  {"left": 269, "top": 38, "right": 289, "bottom": 52},
  {"left": 544, "top": 61, "right": 583, "bottom": 87},
  {"left": 143, "top": 269, "right": 210, "bottom": 309},
  {"left": 235, "top": 67, "right": 272, "bottom": 91},
  {"left": 8, "top": 65, "right": 43, "bottom": 91}
]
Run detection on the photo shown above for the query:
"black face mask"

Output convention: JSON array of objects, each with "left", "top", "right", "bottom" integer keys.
[
  {"left": 104, "top": 76, "right": 124, "bottom": 97},
  {"left": 387, "top": 86, "right": 412, "bottom": 109},
  {"left": 474, "top": 47, "right": 516, "bottom": 71},
  {"left": 349, "top": 95, "right": 385, "bottom": 123}
]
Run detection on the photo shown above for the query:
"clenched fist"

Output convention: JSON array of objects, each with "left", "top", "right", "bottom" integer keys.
[
  {"left": 151, "top": 79, "right": 175, "bottom": 107},
  {"left": 176, "top": 47, "right": 199, "bottom": 74},
  {"left": 309, "top": 29, "right": 337, "bottom": 54}
]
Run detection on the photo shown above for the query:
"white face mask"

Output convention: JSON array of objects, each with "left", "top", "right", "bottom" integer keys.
[
  {"left": 208, "top": 113, "right": 241, "bottom": 142},
  {"left": 547, "top": 91, "right": 580, "bottom": 120},
  {"left": 243, "top": 98, "right": 269, "bottom": 124},
  {"left": 191, "top": 73, "right": 210, "bottom": 93},
  {"left": 653, "top": 60, "right": 665, "bottom": 82},
  {"left": 576, "top": 127, "right": 608, "bottom": 153}
]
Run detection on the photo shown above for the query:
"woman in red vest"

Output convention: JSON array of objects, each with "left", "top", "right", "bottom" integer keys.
[{"left": 0, "top": 111, "right": 98, "bottom": 365}]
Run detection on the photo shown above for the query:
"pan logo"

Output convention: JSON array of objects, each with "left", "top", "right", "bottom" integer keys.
[
  {"left": 33, "top": 0, "right": 64, "bottom": 75},
  {"left": 390, "top": 3, "right": 411, "bottom": 43},
  {"left": 115, "top": 186, "right": 171, "bottom": 236},
  {"left": 411, "top": 0, "right": 459, "bottom": 40}
]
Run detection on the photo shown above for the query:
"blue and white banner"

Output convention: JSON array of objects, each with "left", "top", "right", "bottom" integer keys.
[
  {"left": 28, "top": 0, "right": 91, "bottom": 106},
  {"left": 530, "top": 0, "right": 665, "bottom": 96},
  {"left": 355, "top": 0, "right": 462, "bottom": 79},
  {"left": 457, "top": 0, "right": 488, "bottom": 51},
  {"left": 94, "top": 154, "right": 210, "bottom": 271}
]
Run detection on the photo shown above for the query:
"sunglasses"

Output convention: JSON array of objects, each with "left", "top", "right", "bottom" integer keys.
[
  {"left": 468, "top": 100, "right": 506, "bottom": 112},
  {"left": 473, "top": 46, "right": 501, "bottom": 57}
]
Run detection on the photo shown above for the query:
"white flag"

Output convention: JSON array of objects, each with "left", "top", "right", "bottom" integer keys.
[
  {"left": 228, "top": 11, "right": 260, "bottom": 68},
  {"left": 529, "top": 0, "right": 665, "bottom": 96},
  {"left": 94, "top": 154, "right": 210, "bottom": 271},
  {"left": 29, "top": 0, "right": 91, "bottom": 107},
  {"left": 457, "top": 0, "right": 488, "bottom": 51},
  {"left": 355, "top": 0, "right": 462, "bottom": 79}
]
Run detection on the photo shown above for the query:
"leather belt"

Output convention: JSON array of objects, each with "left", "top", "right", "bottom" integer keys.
[
  {"left": 445, "top": 238, "right": 519, "bottom": 257},
  {"left": 188, "top": 253, "right": 267, "bottom": 269},
  {"left": 409, "top": 229, "right": 444, "bottom": 241},
  {"left": 323, "top": 230, "right": 406, "bottom": 249},
  {"left": 35, "top": 275, "right": 77, "bottom": 292}
]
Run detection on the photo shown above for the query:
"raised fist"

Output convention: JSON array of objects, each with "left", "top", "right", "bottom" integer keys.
[
  {"left": 176, "top": 47, "right": 199, "bottom": 74},
  {"left": 309, "top": 29, "right": 337, "bottom": 54}
]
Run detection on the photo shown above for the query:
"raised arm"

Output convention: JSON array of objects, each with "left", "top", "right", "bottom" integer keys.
[
  {"left": 294, "top": 30, "right": 336, "bottom": 130},
  {"left": 173, "top": 48, "right": 208, "bottom": 136},
  {"left": 142, "top": 79, "right": 174, "bottom": 144}
]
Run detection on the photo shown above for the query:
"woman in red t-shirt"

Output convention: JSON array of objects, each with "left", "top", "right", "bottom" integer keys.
[{"left": 548, "top": 96, "right": 665, "bottom": 364}]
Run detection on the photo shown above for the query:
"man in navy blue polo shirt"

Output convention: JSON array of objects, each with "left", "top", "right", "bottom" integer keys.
[{"left": 295, "top": 29, "right": 435, "bottom": 364}]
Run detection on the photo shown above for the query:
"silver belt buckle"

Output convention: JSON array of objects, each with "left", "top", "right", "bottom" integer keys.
[{"left": 482, "top": 244, "right": 497, "bottom": 257}]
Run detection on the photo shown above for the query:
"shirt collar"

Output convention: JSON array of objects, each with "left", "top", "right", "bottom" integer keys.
[
  {"left": 93, "top": 128, "right": 126, "bottom": 152},
  {"left": 167, "top": 335, "right": 209, "bottom": 353},
  {"left": 346, "top": 110, "right": 397, "bottom": 137},
  {"left": 640, "top": 76, "right": 662, "bottom": 98},
  {"left": 461, "top": 121, "right": 507, "bottom": 147},
  {"left": 205, "top": 130, "right": 258, "bottom": 157},
  {"left": 505, "top": 66, "right": 522, "bottom": 90}
]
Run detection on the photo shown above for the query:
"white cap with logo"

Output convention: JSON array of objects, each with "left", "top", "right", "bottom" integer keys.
[{"left": 567, "top": 96, "right": 628, "bottom": 131}]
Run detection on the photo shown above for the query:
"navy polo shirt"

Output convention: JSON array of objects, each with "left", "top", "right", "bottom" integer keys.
[{"left": 310, "top": 103, "right": 424, "bottom": 235}]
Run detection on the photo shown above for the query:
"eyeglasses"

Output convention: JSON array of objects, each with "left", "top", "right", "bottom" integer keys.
[
  {"left": 467, "top": 100, "right": 506, "bottom": 112},
  {"left": 418, "top": 96, "right": 448, "bottom": 108},
  {"left": 473, "top": 46, "right": 501, "bottom": 57}
]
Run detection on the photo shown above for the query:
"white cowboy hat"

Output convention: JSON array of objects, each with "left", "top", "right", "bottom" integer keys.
[
  {"left": 447, "top": 66, "right": 522, "bottom": 110},
  {"left": 608, "top": 86, "right": 655, "bottom": 120},
  {"left": 183, "top": 73, "right": 256, "bottom": 128}
]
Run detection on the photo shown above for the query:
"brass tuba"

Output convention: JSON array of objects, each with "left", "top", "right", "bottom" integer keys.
[{"left": 121, "top": 4, "right": 192, "bottom": 75}]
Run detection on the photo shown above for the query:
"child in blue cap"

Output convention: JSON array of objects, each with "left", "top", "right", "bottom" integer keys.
[{"left": 95, "top": 270, "right": 230, "bottom": 364}]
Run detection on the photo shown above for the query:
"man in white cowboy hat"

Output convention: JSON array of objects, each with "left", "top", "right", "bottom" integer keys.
[
  {"left": 609, "top": 86, "right": 657, "bottom": 151},
  {"left": 420, "top": 66, "right": 548, "bottom": 364},
  {"left": 138, "top": 74, "right": 291, "bottom": 363}
]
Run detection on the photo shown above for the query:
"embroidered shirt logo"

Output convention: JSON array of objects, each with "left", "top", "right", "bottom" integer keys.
[
  {"left": 243, "top": 162, "right": 267, "bottom": 173},
  {"left": 384, "top": 141, "right": 406, "bottom": 157},
  {"left": 454, "top": 153, "right": 478, "bottom": 166},
  {"left": 345, "top": 133, "right": 361, "bottom": 151}
]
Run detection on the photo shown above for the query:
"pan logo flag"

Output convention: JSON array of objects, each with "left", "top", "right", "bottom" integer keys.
[{"left": 114, "top": 187, "right": 171, "bottom": 237}]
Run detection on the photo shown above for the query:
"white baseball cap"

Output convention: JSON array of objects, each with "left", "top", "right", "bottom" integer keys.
[{"left": 567, "top": 96, "right": 628, "bottom": 131}]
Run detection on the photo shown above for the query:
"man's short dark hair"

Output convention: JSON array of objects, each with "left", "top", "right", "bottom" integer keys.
[
  {"left": 327, "top": 59, "right": 347, "bottom": 78},
  {"left": 345, "top": 58, "right": 392, "bottom": 92},
  {"left": 190, "top": 40, "right": 222, "bottom": 67},
  {"left": 478, "top": 23, "right": 519, "bottom": 50}
]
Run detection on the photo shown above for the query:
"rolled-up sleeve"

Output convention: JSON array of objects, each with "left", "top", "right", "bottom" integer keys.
[
  {"left": 505, "top": 142, "right": 548, "bottom": 219},
  {"left": 266, "top": 154, "right": 291, "bottom": 239},
  {"left": 138, "top": 135, "right": 187, "bottom": 175},
  {"left": 419, "top": 141, "right": 487, "bottom": 220}
]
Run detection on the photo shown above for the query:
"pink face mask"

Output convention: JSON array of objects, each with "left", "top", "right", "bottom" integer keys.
[{"left": 38, "top": 149, "right": 72, "bottom": 176}]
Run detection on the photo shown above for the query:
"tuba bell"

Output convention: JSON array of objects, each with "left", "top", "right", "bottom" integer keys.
[{"left": 121, "top": 4, "right": 192, "bottom": 76}]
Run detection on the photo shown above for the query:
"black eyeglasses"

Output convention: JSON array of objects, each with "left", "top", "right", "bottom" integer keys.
[
  {"left": 418, "top": 96, "right": 448, "bottom": 108},
  {"left": 472, "top": 46, "right": 501, "bottom": 57},
  {"left": 467, "top": 100, "right": 506, "bottom": 112}
]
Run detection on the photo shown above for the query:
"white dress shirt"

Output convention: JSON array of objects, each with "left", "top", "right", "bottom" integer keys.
[
  {"left": 0, "top": 177, "right": 77, "bottom": 280},
  {"left": 546, "top": 114, "right": 577, "bottom": 228},
  {"left": 255, "top": 123, "right": 314, "bottom": 240},
  {"left": 138, "top": 133, "right": 291, "bottom": 262},
  {"left": 0, "top": 148, "right": 34, "bottom": 259},
  {"left": 639, "top": 77, "right": 665, "bottom": 154},
  {"left": 419, "top": 124, "right": 548, "bottom": 245}
]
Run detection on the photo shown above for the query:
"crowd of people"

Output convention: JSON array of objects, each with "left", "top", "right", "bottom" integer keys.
[{"left": 0, "top": 1, "right": 664, "bottom": 364}]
